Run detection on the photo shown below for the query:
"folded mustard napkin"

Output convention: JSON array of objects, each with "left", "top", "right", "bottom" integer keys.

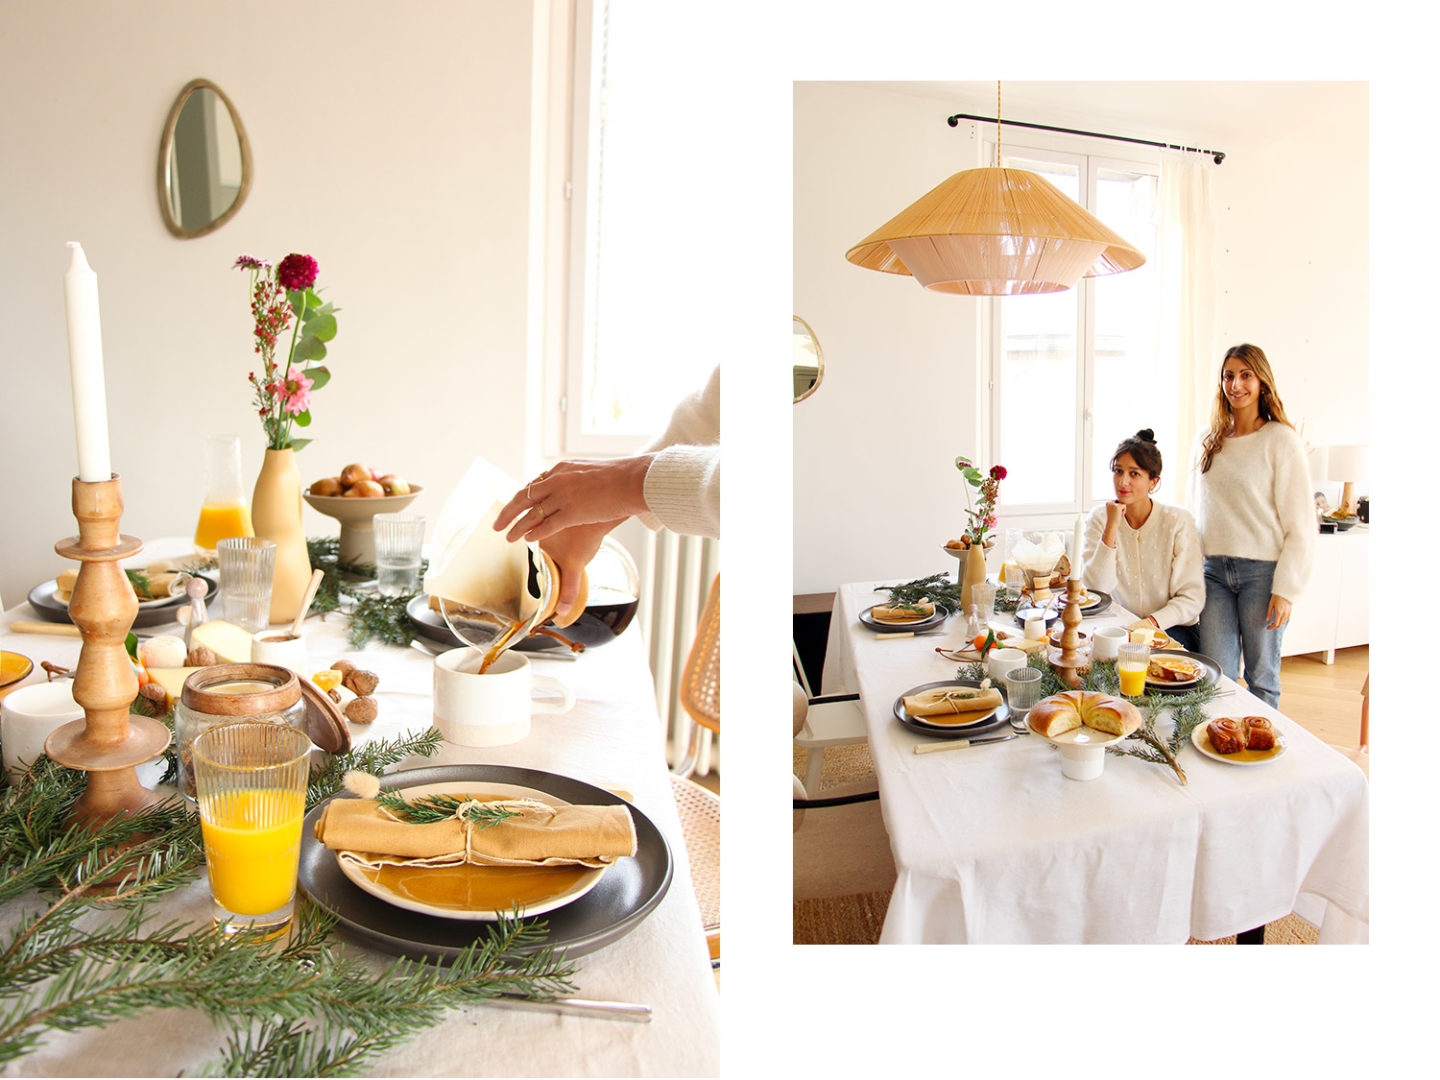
[
  {"left": 872, "top": 601, "right": 934, "bottom": 622},
  {"left": 315, "top": 795, "right": 637, "bottom": 869},
  {"left": 902, "top": 687, "right": 1002, "bottom": 718}
]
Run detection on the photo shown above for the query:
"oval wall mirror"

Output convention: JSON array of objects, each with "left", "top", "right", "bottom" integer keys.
[
  {"left": 793, "top": 315, "right": 824, "bottom": 403},
  {"left": 158, "top": 78, "right": 252, "bottom": 239}
]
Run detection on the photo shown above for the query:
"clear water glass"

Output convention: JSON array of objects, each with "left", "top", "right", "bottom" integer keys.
[
  {"left": 374, "top": 513, "right": 426, "bottom": 596},
  {"left": 971, "top": 582, "right": 998, "bottom": 622},
  {"left": 1004, "top": 667, "right": 1044, "bottom": 730},
  {"left": 217, "top": 536, "right": 276, "bottom": 631}
]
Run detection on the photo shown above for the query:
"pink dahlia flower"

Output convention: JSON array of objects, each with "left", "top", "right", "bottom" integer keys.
[
  {"left": 276, "top": 253, "right": 318, "bottom": 290},
  {"left": 278, "top": 372, "right": 314, "bottom": 414}
]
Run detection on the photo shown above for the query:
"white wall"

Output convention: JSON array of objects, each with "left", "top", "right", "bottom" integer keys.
[
  {"left": 793, "top": 81, "right": 1368, "bottom": 596},
  {"left": 0, "top": 0, "right": 546, "bottom": 608}
]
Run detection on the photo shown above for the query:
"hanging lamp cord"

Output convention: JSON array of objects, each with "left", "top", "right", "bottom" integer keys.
[{"left": 995, "top": 80, "right": 1002, "bottom": 165}]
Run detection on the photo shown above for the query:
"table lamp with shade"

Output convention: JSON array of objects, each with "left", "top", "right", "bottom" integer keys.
[{"left": 1326, "top": 444, "right": 1367, "bottom": 518}]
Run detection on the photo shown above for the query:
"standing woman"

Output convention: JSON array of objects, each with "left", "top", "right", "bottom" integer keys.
[
  {"left": 1082, "top": 429, "right": 1204, "bottom": 640},
  {"left": 1192, "top": 344, "right": 1314, "bottom": 708}
]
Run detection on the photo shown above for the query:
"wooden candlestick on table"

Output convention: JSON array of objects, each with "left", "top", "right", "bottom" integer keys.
[
  {"left": 1050, "top": 578, "right": 1087, "bottom": 690},
  {"left": 44, "top": 475, "right": 171, "bottom": 829}
]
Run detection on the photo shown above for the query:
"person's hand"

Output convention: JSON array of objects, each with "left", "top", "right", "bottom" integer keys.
[
  {"left": 1101, "top": 501, "right": 1123, "bottom": 546},
  {"left": 493, "top": 456, "right": 655, "bottom": 543},
  {"left": 540, "top": 520, "right": 622, "bottom": 611},
  {"left": 1265, "top": 594, "right": 1292, "bottom": 630}
]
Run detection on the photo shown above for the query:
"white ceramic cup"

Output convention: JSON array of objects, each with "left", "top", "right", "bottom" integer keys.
[
  {"left": 251, "top": 628, "right": 309, "bottom": 672},
  {"left": 1093, "top": 626, "right": 1130, "bottom": 662},
  {"left": 1023, "top": 615, "right": 1046, "bottom": 640},
  {"left": 2, "top": 681, "right": 86, "bottom": 781},
  {"left": 433, "top": 648, "right": 575, "bottom": 747},
  {"left": 986, "top": 647, "right": 1027, "bottom": 682}
]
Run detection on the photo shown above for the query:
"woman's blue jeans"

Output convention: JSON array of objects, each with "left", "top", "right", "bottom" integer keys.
[{"left": 1197, "top": 556, "right": 1285, "bottom": 708}]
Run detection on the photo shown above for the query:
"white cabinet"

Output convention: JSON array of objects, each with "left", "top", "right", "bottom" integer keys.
[{"left": 1282, "top": 528, "right": 1369, "bottom": 662}]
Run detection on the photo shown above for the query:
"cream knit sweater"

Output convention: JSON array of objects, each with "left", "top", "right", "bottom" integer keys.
[
  {"left": 1082, "top": 501, "right": 1204, "bottom": 629},
  {"left": 1190, "top": 421, "right": 1314, "bottom": 601},
  {"left": 637, "top": 366, "right": 720, "bottom": 538}
]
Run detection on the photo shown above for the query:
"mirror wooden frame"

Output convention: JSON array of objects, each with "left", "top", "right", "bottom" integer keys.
[
  {"left": 157, "top": 78, "right": 253, "bottom": 239},
  {"left": 793, "top": 315, "right": 824, "bottom": 403}
]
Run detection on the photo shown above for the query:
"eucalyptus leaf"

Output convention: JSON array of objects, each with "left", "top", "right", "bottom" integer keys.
[
  {"left": 305, "top": 313, "right": 337, "bottom": 342},
  {"left": 295, "top": 409, "right": 312, "bottom": 428},
  {"left": 289, "top": 437, "right": 312, "bottom": 452},
  {"left": 293, "top": 335, "right": 327, "bottom": 363},
  {"left": 287, "top": 288, "right": 308, "bottom": 317},
  {"left": 305, "top": 365, "right": 331, "bottom": 390}
]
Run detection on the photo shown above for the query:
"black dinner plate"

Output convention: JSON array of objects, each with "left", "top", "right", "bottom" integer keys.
[
  {"left": 27, "top": 572, "right": 217, "bottom": 628},
  {"left": 298, "top": 764, "right": 673, "bottom": 963},
  {"left": 892, "top": 679, "right": 1012, "bottom": 739},
  {"left": 859, "top": 605, "right": 946, "bottom": 634},
  {"left": 1143, "top": 649, "right": 1221, "bottom": 695}
]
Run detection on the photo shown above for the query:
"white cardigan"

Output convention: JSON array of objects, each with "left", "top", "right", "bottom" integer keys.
[
  {"left": 1082, "top": 501, "right": 1205, "bottom": 629},
  {"left": 1190, "top": 421, "right": 1314, "bottom": 602},
  {"left": 637, "top": 366, "right": 720, "bottom": 539}
]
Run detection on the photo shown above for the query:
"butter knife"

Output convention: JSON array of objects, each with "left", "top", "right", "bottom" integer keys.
[{"left": 914, "top": 732, "right": 1018, "bottom": 755}]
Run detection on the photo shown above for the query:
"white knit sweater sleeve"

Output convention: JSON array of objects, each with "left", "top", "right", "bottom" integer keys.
[
  {"left": 1150, "top": 507, "right": 1204, "bottom": 629},
  {"left": 1081, "top": 505, "right": 1118, "bottom": 592},
  {"left": 635, "top": 366, "right": 720, "bottom": 538},
  {"left": 1269, "top": 425, "right": 1315, "bottom": 601}
]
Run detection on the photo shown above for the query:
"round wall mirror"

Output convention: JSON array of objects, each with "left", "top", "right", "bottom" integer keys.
[
  {"left": 158, "top": 79, "right": 252, "bottom": 239},
  {"left": 793, "top": 315, "right": 824, "bottom": 403}
]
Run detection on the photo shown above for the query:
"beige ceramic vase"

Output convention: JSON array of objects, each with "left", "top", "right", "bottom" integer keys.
[
  {"left": 960, "top": 539, "right": 987, "bottom": 611},
  {"left": 251, "top": 448, "right": 311, "bottom": 623}
]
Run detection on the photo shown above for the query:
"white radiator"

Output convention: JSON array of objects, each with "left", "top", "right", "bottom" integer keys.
[{"left": 639, "top": 530, "right": 719, "bottom": 774}]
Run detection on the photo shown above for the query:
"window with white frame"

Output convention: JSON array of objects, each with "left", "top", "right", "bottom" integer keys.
[
  {"left": 564, "top": 0, "right": 715, "bottom": 456},
  {"left": 988, "top": 142, "right": 1172, "bottom": 516}
]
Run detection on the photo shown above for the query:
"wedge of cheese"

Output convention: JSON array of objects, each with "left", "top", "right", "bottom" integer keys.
[
  {"left": 146, "top": 666, "right": 202, "bottom": 709},
  {"left": 190, "top": 620, "right": 253, "bottom": 664}
]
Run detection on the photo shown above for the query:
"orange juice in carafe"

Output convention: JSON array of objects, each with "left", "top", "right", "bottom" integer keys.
[{"left": 194, "top": 435, "right": 253, "bottom": 552}]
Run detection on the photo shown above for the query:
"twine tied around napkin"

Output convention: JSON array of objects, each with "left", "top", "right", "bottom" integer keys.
[{"left": 314, "top": 792, "right": 638, "bottom": 870}]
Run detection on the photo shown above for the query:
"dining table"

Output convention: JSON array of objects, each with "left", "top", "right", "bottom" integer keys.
[
  {"left": 821, "top": 577, "right": 1369, "bottom": 945},
  {"left": 0, "top": 538, "right": 720, "bottom": 1077}
]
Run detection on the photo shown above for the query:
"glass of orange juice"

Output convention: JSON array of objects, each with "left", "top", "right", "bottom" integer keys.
[
  {"left": 1117, "top": 642, "right": 1149, "bottom": 699},
  {"left": 192, "top": 721, "right": 312, "bottom": 939},
  {"left": 194, "top": 434, "right": 254, "bottom": 552}
]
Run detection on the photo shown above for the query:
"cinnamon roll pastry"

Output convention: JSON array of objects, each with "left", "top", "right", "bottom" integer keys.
[
  {"left": 1242, "top": 716, "right": 1277, "bottom": 752},
  {"left": 1207, "top": 718, "right": 1247, "bottom": 755}
]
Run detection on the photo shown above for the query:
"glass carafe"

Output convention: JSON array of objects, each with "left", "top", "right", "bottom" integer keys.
[{"left": 194, "top": 434, "right": 254, "bottom": 552}]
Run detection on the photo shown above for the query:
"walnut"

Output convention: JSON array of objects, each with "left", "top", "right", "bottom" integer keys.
[
  {"left": 345, "top": 696, "right": 379, "bottom": 724},
  {"left": 343, "top": 669, "right": 379, "bottom": 696},
  {"left": 185, "top": 644, "right": 216, "bottom": 667},
  {"left": 332, "top": 659, "right": 356, "bottom": 676}
]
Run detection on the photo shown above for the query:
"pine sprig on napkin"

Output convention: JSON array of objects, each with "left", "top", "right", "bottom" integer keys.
[{"left": 376, "top": 791, "right": 522, "bottom": 828}]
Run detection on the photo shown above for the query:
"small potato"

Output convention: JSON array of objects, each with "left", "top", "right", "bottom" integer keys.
[
  {"left": 310, "top": 476, "right": 343, "bottom": 497},
  {"left": 340, "top": 463, "right": 371, "bottom": 488},
  {"left": 345, "top": 479, "right": 385, "bottom": 498}
]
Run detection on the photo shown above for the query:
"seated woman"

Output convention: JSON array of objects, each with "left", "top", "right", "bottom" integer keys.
[{"left": 1081, "top": 429, "right": 1204, "bottom": 642}]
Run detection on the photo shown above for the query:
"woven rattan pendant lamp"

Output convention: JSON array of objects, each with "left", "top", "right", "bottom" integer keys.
[{"left": 845, "top": 85, "right": 1145, "bottom": 295}]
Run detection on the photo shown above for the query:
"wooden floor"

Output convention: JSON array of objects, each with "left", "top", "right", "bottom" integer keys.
[{"left": 1275, "top": 645, "right": 1368, "bottom": 748}]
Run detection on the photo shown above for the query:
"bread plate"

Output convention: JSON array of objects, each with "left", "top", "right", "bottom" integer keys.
[
  {"left": 1143, "top": 649, "right": 1220, "bottom": 694},
  {"left": 1, "top": 651, "right": 34, "bottom": 690},
  {"left": 1191, "top": 722, "right": 1287, "bottom": 766},
  {"left": 1145, "top": 654, "right": 1205, "bottom": 689},
  {"left": 860, "top": 604, "right": 946, "bottom": 634},
  {"left": 27, "top": 573, "right": 218, "bottom": 628},
  {"left": 893, "top": 679, "right": 1010, "bottom": 738},
  {"left": 332, "top": 781, "right": 610, "bottom": 922}
]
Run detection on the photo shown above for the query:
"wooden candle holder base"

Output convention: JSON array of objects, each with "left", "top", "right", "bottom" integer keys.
[
  {"left": 44, "top": 476, "right": 171, "bottom": 842},
  {"left": 1050, "top": 579, "right": 1088, "bottom": 690}
]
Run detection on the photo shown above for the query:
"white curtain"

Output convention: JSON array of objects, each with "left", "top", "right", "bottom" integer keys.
[{"left": 1155, "top": 151, "right": 1217, "bottom": 508}]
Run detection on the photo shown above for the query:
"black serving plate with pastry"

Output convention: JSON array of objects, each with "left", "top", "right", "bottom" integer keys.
[
  {"left": 859, "top": 605, "right": 946, "bottom": 634},
  {"left": 892, "top": 679, "right": 1011, "bottom": 739},
  {"left": 298, "top": 764, "right": 672, "bottom": 963}
]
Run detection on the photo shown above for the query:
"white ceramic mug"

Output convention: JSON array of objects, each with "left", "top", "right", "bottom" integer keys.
[
  {"left": 986, "top": 647, "right": 1027, "bottom": 682},
  {"left": 2, "top": 681, "right": 86, "bottom": 781},
  {"left": 433, "top": 648, "right": 575, "bottom": 747},
  {"left": 252, "top": 628, "right": 309, "bottom": 672},
  {"left": 1093, "top": 626, "right": 1130, "bottom": 662}
]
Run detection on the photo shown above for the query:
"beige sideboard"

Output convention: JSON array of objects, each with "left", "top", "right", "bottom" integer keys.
[{"left": 1282, "top": 527, "right": 1370, "bottom": 662}]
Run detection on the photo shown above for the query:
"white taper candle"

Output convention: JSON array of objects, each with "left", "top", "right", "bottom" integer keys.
[
  {"left": 63, "top": 242, "right": 111, "bottom": 482},
  {"left": 1072, "top": 513, "right": 1085, "bottom": 579}
]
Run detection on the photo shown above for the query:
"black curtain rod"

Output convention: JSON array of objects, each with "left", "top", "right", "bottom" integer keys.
[{"left": 946, "top": 112, "right": 1225, "bottom": 165}]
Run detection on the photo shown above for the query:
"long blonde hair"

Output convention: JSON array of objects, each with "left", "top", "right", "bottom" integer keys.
[{"left": 1198, "top": 344, "right": 1294, "bottom": 473}]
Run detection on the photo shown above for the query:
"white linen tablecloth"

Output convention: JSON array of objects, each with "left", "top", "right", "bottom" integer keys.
[
  {"left": 0, "top": 539, "right": 719, "bottom": 1076},
  {"left": 821, "top": 579, "right": 1369, "bottom": 945}
]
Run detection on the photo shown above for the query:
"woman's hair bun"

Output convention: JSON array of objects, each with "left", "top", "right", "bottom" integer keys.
[{"left": 1135, "top": 428, "right": 1156, "bottom": 443}]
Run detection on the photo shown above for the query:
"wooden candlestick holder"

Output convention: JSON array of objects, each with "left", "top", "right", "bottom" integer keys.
[
  {"left": 44, "top": 475, "right": 171, "bottom": 829},
  {"left": 1050, "top": 578, "right": 1088, "bottom": 690}
]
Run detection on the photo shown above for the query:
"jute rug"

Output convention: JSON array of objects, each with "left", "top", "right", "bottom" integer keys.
[{"left": 793, "top": 746, "right": 1319, "bottom": 945}]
